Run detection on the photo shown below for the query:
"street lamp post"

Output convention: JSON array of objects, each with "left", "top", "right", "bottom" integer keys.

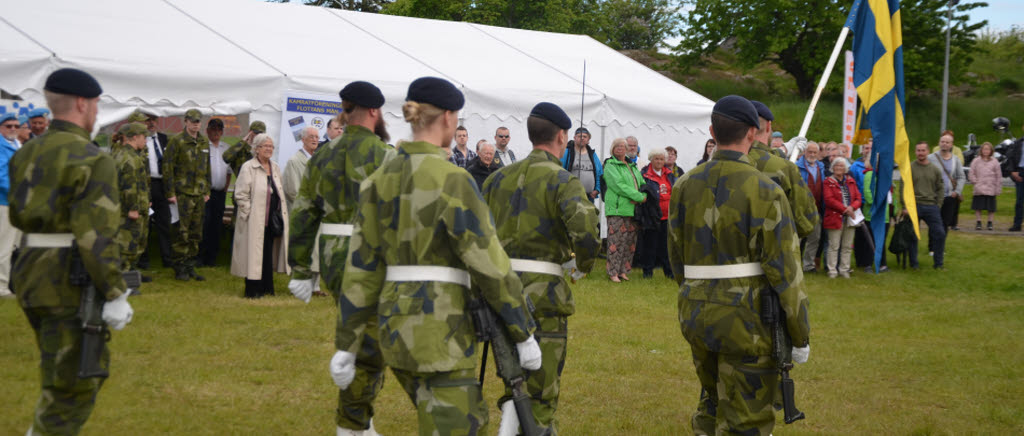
[{"left": 940, "top": 0, "right": 958, "bottom": 132}]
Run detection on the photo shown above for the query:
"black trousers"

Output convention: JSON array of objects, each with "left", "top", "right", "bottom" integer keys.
[
  {"left": 638, "top": 220, "right": 670, "bottom": 275},
  {"left": 140, "top": 178, "right": 173, "bottom": 267},
  {"left": 940, "top": 196, "right": 960, "bottom": 229},
  {"left": 853, "top": 223, "right": 874, "bottom": 268},
  {"left": 244, "top": 225, "right": 275, "bottom": 299},
  {"left": 198, "top": 189, "right": 227, "bottom": 266}
]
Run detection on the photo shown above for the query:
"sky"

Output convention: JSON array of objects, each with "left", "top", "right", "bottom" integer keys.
[{"left": 971, "top": 0, "right": 1023, "bottom": 33}]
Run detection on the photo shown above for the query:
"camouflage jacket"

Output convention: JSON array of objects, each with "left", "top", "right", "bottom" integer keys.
[
  {"left": 748, "top": 141, "right": 819, "bottom": 238},
  {"left": 223, "top": 139, "right": 253, "bottom": 177},
  {"left": 162, "top": 131, "right": 211, "bottom": 198},
  {"left": 9, "top": 120, "right": 127, "bottom": 306},
  {"left": 668, "top": 149, "right": 810, "bottom": 357},
  {"left": 482, "top": 149, "right": 601, "bottom": 317},
  {"left": 112, "top": 146, "right": 150, "bottom": 248},
  {"left": 288, "top": 125, "right": 392, "bottom": 280},
  {"left": 339, "top": 140, "right": 534, "bottom": 373}
]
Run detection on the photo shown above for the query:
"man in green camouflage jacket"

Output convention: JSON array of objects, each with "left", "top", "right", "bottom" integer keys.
[
  {"left": 746, "top": 101, "right": 819, "bottom": 239},
  {"left": 482, "top": 102, "right": 600, "bottom": 434},
  {"left": 112, "top": 122, "right": 151, "bottom": 276},
  {"left": 162, "top": 109, "right": 211, "bottom": 281},
  {"left": 669, "top": 96, "right": 810, "bottom": 436},
  {"left": 335, "top": 77, "right": 541, "bottom": 435},
  {"left": 10, "top": 68, "right": 133, "bottom": 436},
  {"left": 287, "top": 81, "right": 392, "bottom": 436},
  {"left": 223, "top": 121, "right": 264, "bottom": 176}
]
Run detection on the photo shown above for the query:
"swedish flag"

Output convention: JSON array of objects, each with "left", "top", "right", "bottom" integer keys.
[{"left": 847, "top": 0, "right": 918, "bottom": 271}]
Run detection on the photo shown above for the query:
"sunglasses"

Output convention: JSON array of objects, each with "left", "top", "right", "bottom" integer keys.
[{"left": 496, "top": 135, "right": 509, "bottom": 138}]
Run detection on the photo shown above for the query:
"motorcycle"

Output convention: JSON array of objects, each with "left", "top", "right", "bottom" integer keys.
[{"left": 962, "top": 117, "right": 1014, "bottom": 178}]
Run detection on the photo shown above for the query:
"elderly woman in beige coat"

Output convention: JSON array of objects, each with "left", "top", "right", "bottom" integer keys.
[{"left": 231, "top": 133, "right": 290, "bottom": 298}]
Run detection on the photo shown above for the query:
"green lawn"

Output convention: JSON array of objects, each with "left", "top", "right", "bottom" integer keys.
[{"left": 1, "top": 211, "right": 1023, "bottom": 434}]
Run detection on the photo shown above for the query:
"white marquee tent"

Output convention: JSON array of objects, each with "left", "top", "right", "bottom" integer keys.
[{"left": 0, "top": 0, "right": 713, "bottom": 169}]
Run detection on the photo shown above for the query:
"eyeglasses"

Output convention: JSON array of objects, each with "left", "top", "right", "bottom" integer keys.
[
  {"left": 496, "top": 135, "right": 509, "bottom": 139},
  {"left": 0, "top": 123, "right": 18, "bottom": 129}
]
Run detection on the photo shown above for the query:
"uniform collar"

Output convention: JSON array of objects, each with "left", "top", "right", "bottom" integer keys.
[
  {"left": 712, "top": 149, "right": 754, "bottom": 166},
  {"left": 528, "top": 148, "right": 559, "bottom": 163},
  {"left": 751, "top": 140, "right": 771, "bottom": 152},
  {"left": 343, "top": 124, "right": 374, "bottom": 137},
  {"left": 48, "top": 119, "right": 90, "bottom": 140},
  {"left": 399, "top": 140, "right": 446, "bottom": 158}
]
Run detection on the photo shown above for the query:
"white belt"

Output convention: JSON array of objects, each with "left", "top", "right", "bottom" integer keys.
[
  {"left": 509, "top": 258, "right": 563, "bottom": 276},
  {"left": 319, "top": 223, "right": 354, "bottom": 236},
  {"left": 385, "top": 265, "right": 471, "bottom": 288},
  {"left": 684, "top": 262, "right": 764, "bottom": 279},
  {"left": 23, "top": 233, "right": 75, "bottom": 248}
]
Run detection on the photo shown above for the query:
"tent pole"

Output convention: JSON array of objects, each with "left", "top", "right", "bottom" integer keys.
[
  {"left": 797, "top": 26, "right": 850, "bottom": 141},
  {"left": 580, "top": 60, "right": 587, "bottom": 130}
]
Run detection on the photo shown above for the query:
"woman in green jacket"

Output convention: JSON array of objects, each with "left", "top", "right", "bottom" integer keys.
[{"left": 603, "top": 137, "right": 647, "bottom": 282}]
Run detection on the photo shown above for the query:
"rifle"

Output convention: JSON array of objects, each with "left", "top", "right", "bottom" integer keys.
[
  {"left": 71, "top": 241, "right": 141, "bottom": 379},
  {"left": 468, "top": 298, "right": 551, "bottom": 436},
  {"left": 760, "top": 288, "right": 805, "bottom": 424}
]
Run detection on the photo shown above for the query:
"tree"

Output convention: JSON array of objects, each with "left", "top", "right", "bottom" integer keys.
[
  {"left": 674, "top": 0, "right": 988, "bottom": 98},
  {"left": 271, "top": 0, "right": 393, "bottom": 13},
  {"left": 597, "top": 0, "right": 681, "bottom": 50}
]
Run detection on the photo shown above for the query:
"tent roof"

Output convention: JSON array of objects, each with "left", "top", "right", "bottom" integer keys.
[{"left": 0, "top": 0, "right": 712, "bottom": 131}]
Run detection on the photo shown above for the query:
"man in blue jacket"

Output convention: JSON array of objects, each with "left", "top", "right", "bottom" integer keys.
[
  {"left": 561, "top": 127, "right": 603, "bottom": 202},
  {"left": 0, "top": 112, "right": 20, "bottom": 299}
]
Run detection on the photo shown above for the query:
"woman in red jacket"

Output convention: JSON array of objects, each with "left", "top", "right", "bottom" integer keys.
[{"left": 823, "top": 157, "right": 862, "bottom": 278}]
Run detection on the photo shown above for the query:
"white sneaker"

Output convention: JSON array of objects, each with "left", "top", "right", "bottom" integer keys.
[
  {"left": 0, "top": 288, "right": 14, "bottom": 299},
  {"left": 336, "top": 420, "right": 381, "bottom": 436}
]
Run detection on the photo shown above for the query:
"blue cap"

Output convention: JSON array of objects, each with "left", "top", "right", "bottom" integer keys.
[
  {"left": 529, "top": 102, "right": 571, "bottom": 130},
  {"left": 27, "top": 108, "right": 50, "bottom": 119},
  {"left": 750, "top": 100, "right": 773, "bottom": 122},
  {"left": 713, "top": 95, "right": 760, "bottom": 129},
  {"left": 18, "top": 115, "right": 28, "bottom": 126},
  {"left": 0, "top": 113, "right": 18, "bottom": 124},
  {"left": 44, "top": 68, "right": 103, "bottom": 98},
  {"left": 339, "top": 81, "right": 384, "bottom": 109},
  {"left": 406, "top": 77, "right": 464, "bottom": 111},
  {"left": 771, "top": 131, "right": 783, "bottom": 138}
]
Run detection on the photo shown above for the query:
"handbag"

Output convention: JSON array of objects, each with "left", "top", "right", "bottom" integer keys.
[{"left": 267, "top": 175, "right": 284, "bottom": 237}]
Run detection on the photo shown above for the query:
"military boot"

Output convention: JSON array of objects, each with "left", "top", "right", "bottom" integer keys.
[
  {"left": 188, "top": 260, "right": 206, "bottom": 281},
  {"left": 173, "top": 263, "right": 190, "bottom": 281}
]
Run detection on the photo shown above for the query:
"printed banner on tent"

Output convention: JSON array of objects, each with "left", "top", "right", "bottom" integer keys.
[
  {"left": 277, "top": 90, "right": 342, "bottom": 163},
  {"left": 0, "top": 99, "right": 47, "bottom": 121}
]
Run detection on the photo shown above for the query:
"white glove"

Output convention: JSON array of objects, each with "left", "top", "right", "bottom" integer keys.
[
  {"left": 561, "top": 258, "right": 585, "bottom": 282},
  {"left": 330, "top": 350, "right": 356, "bottom": 389},
  {"left": 288, "top": 278, "right": 314, "bottom": 303},
  {"left": 101, "top": 290, "right": 134, "bottom": 331},
  {"left": 516, "top": 336, "right": 543, "bottom": 371},
  {"left": 792, "top": 345, "right": 810, "bottom": 364},
  {"left": 497, "top": 400, "right": 520, "bottom": 436}
]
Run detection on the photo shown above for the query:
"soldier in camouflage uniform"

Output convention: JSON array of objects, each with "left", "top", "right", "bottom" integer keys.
[
  {"left": 668, "top": 96, "right": 810, "bottom": 436},
  {"left": 10, "top": 68, "right": 133, "bottom": 436},
  {"left": 112, "top": 123, "right": 151, "bottom": 277},
  {"left": 744, "top": 101, "right": 818, "bottom": 239},
  {"left": 223, "top": 121, "right": 265, "bottom": 176},
  {"left": 481, "top": 102, "right": 600, "bottom": 434},
  {"left": 336, "top": 77, "right": 542, "bottom": 436},
  {"left": 163, "top": 109, "right": 211, "bottom": 281},
  {"left": 287, "top": 81, "right": 392, "bottom": 436}
]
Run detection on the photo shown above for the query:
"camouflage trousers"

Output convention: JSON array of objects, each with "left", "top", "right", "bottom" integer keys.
[
  {"left": 22, "top": 306, "right": 108, "bottom": 436},
  {"left": 172, "top": 194, "right": 204, "bottom": 265},
  {"left": 499, "top": 315, "right": 568, "bottom": 434},
  {"left": 319, "top": 234, "right": 351, "bottom": 302},
  {"left": 391, "top": 367, "right": 488, "bottom": 436},
  {"left": 336, "top": 319, "right": 386, "bottom": 431},
  {"left": 689, "top": 344, "right": 778, "bottom": 436},
  {"left": 117, "top": 215, "right": 148, "bottom": 270}
]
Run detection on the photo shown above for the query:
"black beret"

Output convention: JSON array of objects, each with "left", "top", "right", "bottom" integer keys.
[
  {"left": 529, "top": 102, "right": 571, "bottom": 130},
  {"left": 44, "top": 68, "right": 102, "bottom": 98},
  {"left": 339, "top": 81, "right": 384, "bottom": 109},
  {"left": 713, "top": 95, "right": 760, "bottom": 129},
  {"left": 575, "top": 127, "right": 590, "bottom": 135},
  {"left": 406, "top": 77, "right": 464, "bottom": 111},
  {"left": 750, "top": 100, "right": 774, "bottom": 122}
]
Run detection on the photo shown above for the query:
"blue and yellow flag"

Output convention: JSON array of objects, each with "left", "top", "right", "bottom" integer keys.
[{"left": 847, "top": 0, "right": 918, "bottom": 271}]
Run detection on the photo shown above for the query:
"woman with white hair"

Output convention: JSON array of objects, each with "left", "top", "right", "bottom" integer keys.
[
  {"left": 822, "top": 157, "right": 862, "bottom": 278},
  {"left": 603, "top": 137, "right": 647, "bottom": 282},
  {"left": 231, "top": 133, "right": 290, "bottom": 298},
  {"left": 638, "top": 147, "right": 674, "bottom": 278}
]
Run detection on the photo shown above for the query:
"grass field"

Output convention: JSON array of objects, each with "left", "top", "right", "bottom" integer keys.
[{"left": 2, "top": 199, "right": 1023, "bottom": 435}]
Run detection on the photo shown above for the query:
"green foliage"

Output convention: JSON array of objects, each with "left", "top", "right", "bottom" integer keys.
[
  {"left": 675, "top": 0, "right": 988, "bottom": 98},
  {"left": 381, "top": 0, "right": 680, "bottom": 51},
  {"left": 273, "top": 0, "right": 393, "bottom": 12}
]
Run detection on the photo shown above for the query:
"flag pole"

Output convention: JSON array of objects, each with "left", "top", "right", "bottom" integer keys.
[{"left": 793, "top": 26, "right": 851, "bottom": 162}]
